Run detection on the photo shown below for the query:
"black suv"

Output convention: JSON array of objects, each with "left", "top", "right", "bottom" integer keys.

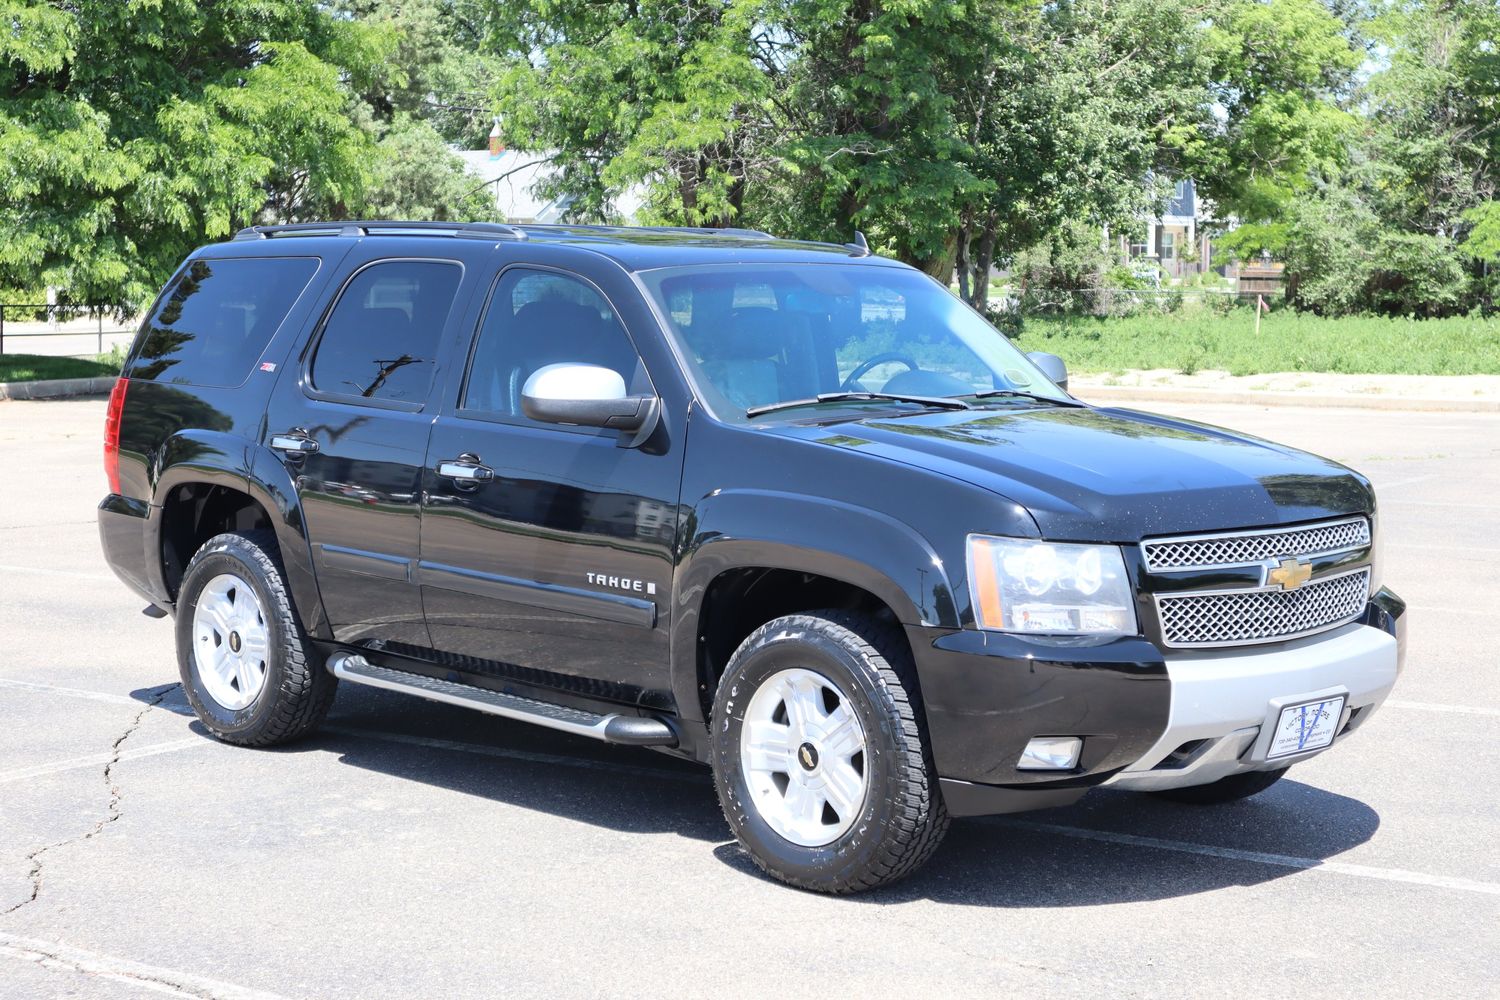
[{"left": 99, "top": 221, "right": 1405, "bottom": 892}]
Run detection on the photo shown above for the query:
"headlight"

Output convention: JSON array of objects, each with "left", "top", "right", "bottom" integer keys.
[{"left": 967, "top": 535, "right": 1137, "bottom": 636}]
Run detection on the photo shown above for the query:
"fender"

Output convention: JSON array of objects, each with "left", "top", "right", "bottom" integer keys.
[
  {"left": 147, "top": 430, "right": 330, "bottom": 639},
  {"left": 668, "top": 488, "right": 959, "bottom": 723}
]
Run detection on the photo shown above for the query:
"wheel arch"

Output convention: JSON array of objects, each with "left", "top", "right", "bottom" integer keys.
[
  {"left": 670, "top": 490, "right": 959, "bottom": 728},
  {"left": 148, "top": 430, "right": 329, "bottom": 637}
]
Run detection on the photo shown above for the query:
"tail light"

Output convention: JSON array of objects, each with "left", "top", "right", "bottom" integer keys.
[{"left": 104, "top": 377, "right": 128, "bottom": 494}]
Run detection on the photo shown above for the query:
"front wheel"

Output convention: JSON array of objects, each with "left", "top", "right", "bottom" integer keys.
[
  {"left": 710, "top": 610, "right": 948, "bottom": 893},
  {"left": 1149, "top": 767, "right": 1289, "bottom": 805},
  {"left": 176, "top": 531, "right": 336, "bottom": 746}
]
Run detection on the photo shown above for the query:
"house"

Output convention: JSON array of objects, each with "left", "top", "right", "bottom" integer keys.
[
  {"left": 1119, "top": 178, "right": 1215, "bottom": 280},
  {"left": 455, "top": 127, "right": 643, "bottom": 224}
]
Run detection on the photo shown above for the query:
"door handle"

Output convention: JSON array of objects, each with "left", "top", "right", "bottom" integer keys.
[
  {"left": 271, "top": 432, "right": 319, "bottom": 455},
  {"left": 437, "top": 456, "right": 494, "bottom": 485}
]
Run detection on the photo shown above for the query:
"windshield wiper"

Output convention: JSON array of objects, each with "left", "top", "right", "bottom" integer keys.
[
  {"left": 746, "top": 391, "right": 972, "bottom": 419},
  {"left": 968, "top": 388, "right": 1086, "bottom": 407}
]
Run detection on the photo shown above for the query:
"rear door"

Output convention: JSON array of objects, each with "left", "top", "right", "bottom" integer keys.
[
  {"left": 417, "top": 254, "right": 685, "bottom": 708},
  {"left": 264, "top": 246, "right": 477, "bottom": 650}
]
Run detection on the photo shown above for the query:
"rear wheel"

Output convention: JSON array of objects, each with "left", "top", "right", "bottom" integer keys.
[
  {"left": 176, "top": 531, "right": 336, "bottom": 746},
  {"left": 1149, "top": 767, "right": 1289, "bottom": 804},
  {"left": 710, "top": 610, "right": 948, "bottom": 893}
]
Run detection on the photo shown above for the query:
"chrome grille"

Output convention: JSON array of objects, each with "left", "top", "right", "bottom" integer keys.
[
  {"left": 1155, "top": 568, "right": 1371, "bottom": 648},
  {"left": 1142, "top": 517, "right": 1370, "bottom": 572}
]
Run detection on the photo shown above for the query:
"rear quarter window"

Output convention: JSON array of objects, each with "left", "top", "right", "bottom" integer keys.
[{"left": 127, "top": 257, "right": 320, "bottom": 387}]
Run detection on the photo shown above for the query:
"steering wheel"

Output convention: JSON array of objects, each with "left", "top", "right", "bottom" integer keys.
[{"left": 840, "top": 352, "right": 920, "bottom": 391}]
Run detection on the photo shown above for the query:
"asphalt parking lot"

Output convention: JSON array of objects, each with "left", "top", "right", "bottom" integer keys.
[{"left": 1, "top": 395, "right": 1496, "bottom": 999}]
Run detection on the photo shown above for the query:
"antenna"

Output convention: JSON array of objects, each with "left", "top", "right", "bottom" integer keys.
[{"left": 846, "top": 231, "right": 871, "bottom": 256}]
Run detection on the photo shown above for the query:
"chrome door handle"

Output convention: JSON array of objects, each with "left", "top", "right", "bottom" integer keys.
[
  {"left": 271, "top": 433, "right": 319, "bottom": 454},
  {"left": 437, "top": 458, "right": 494, "bottom": 483}
]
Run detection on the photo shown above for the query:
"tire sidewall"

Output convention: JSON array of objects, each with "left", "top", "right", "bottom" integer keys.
[
  {"left": 712, "top": 621, "right": 911, "bottom": 889},
  {"left": 176, "top": 538, "right": 291, "bottom": 737}
]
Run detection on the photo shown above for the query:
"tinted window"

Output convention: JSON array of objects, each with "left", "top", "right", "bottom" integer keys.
[
  {"left": 128, "top": 257, "right": 319, "bottom": 386},
  {"left": 462, "top": 269, "right": 645, "bottom": 418},
  {"left": 310, "top": 260, "right": 462, "bottom": 404}
]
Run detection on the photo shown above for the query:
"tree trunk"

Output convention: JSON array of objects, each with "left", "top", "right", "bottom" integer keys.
[
  {"left": 956, "top": 221, "right": 972, "bottom": 303},
  {"left": 971, "top": 217, "right": 998, "bottom": 317}
]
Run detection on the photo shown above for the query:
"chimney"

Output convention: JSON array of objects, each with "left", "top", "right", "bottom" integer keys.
[{"left": 488, "top": 118, "right": 504, "bottom": 160}]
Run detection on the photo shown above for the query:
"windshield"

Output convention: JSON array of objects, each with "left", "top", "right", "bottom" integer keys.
[{"left": 638, "top": 263, "right": 1068, "bottom": 421}]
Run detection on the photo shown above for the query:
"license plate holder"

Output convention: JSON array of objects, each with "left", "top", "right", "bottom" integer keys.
[{"left": 1265, "top": 694, "right": 1348, "bottom": 761}]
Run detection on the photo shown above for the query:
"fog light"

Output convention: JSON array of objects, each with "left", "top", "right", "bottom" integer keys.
[{"left": 1018, "top": 737, "right": 1083, "bottom": 771}]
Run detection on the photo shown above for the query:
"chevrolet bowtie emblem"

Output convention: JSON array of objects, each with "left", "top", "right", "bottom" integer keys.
[{"left": 1268, "top": 557, "right": 1313, "bottom": 591}]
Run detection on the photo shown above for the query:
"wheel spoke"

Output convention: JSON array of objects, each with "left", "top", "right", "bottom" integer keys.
[
  {"left": 783, "top": 780, "right": 821, "bottom": 830},
  {"left": 743, "top": 720, "right": 793, "bottom": 773},
  {"left": 238, "top": 628, "right": 269, "bottom": 665},
  {"left": 233, "top": 655, "right": 259, "bottom": 696},
  {"left": 822, "top": 762, "right": 864, "bottom": 819},
  {"left": 819, "top": 704, "right": 864, "bottom": 758},
  {"left": 782, "top": 678, "right": 819, "bottom": 736}
]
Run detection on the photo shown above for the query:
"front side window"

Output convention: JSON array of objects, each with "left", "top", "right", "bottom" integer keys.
[
  {"left": 128, "top": 256, "right": 319, "bottom": 386},
  {"left": 310, "top": 260, "right": 462, "bottom": 403},
  {"left": 462, "top": 268, "right": 646, "bottom": 421},
  {"left": 638, "top": 264, "right": 1068, "bottom": 420}
]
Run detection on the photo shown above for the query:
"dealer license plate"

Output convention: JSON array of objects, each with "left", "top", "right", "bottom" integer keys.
[{"left": 1266, "top": 696, "right": 1347, "bottom": 760}]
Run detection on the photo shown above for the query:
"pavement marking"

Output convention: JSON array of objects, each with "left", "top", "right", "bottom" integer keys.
[
  {"left": 993, "top": 819, "right": 1500, "bottom": 897},
  {"left": 1382, "top": 499, "right": 1499, "bottom": 511},
  {"left": 0, "top": 737, "right": 206, "bottom": 785},
  {"left": 0, "top": 677, "right": 148, "bottom": 706},
  {"left": 1384, "top": 699, "right": 1500, "bottom": 718},
  {"left": 1374, "top": 474, "right": 1438, "bottom": 490},
  {"left": 1406, "top": 604, "right": 1491, "bottom": 617},
  {"left": 0, "top": 933, "right": 296, "bottom": 1000},
  {"left": 0, "top": 563, "right": 115, "bottom": 582}
]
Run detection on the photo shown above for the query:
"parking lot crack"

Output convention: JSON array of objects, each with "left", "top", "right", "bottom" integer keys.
[{"left": 2, "top": 683, "right": 180, "bottom": 918}]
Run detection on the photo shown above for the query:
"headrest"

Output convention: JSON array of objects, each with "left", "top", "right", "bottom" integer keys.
[{"left": 695, "top": 308, "right": 807, "bottom": 361}]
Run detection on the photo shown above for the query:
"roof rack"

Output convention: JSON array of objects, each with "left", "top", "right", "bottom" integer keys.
[{"left": 231, "top": 221, "right": 528, "bottom": 242}]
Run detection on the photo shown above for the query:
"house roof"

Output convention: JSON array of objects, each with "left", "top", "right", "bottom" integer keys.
[{"left": 454, "top": 149, "right": 645, "bottom": 224}]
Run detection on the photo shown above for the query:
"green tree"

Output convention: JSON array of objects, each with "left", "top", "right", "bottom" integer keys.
[
  {"left": 0, "top": 0, "right": 387, "bottom": 304},
  {"left": 949, "top": 0, "right": 1211, "bottom": 312}
]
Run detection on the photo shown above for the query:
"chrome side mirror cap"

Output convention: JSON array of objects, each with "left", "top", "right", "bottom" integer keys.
[
  {"left": 520, "top": 363, "right": 660, "bottom": 447},
  {"left": 1026, "top": 351, "right": 1069, "bottom": 392}
]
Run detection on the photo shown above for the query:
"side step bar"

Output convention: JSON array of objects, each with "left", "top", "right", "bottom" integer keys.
[{"left": 328, "top": 652, "right": 677, "bottom": 747}]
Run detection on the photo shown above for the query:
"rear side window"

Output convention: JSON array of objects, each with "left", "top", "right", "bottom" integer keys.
[
  {"left": 128, "top": 257, "right": 319, "bottom": 386},
  {"left": 309, "top": 260, "right": 462, "bottom": 404}
]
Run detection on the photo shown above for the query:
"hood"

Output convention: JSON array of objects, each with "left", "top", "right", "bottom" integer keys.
[{"left": 772, "top": 404, "right": 1373, "bottom": 541}]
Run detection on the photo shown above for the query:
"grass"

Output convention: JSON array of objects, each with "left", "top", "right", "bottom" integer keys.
[
  {"left": 1013, "top": 308, "right": 1500, "bottom": 377},
  {"left": 0, "top": 352, "right": 123, "bottom": 383}
]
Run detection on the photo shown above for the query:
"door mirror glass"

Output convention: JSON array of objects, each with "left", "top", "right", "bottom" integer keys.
[
  {"left": 1026, "top": 351, "right": 1069, "bottom": 392},
  {"left": 521, "top": 363, "right": 660, "bottom": 445}
]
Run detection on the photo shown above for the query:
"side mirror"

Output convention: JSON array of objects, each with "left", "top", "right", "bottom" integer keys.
[
  {"left": 521, "top": 363, "right": 661, "bottom": 448},
  {"left": 1026, "top": 351, "right": 1069, "bottom": 392}
]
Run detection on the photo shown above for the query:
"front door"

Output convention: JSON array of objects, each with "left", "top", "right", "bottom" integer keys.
[
  {"left": 418, "top": 263, "right": 682, "bottom": 707},
  {"left": 265, "top": 251, "right": 472, "bottom": 649}
]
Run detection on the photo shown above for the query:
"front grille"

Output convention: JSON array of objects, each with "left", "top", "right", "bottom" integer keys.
[
  {"left": 1142, "top": 517, "right": 1370, "bottom": 572},
  {"left": 1155, "top": 568, "right": 1371, "bottom": 648}
]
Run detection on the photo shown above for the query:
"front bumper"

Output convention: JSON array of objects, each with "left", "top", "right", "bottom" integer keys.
[
  {"left": 1109, "top": 620, "right": 1397, "bottom": 790},
  {"left": 912, "top": 587, "right": 1405, "bottom": 815}
]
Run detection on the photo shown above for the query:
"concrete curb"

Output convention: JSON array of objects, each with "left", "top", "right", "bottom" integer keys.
[
  {"left": 1073, "top": 383, "right": 1500, "bottom": 413},
  {"left": 0, "top": 375, "right": 116, "bottom": 401}
]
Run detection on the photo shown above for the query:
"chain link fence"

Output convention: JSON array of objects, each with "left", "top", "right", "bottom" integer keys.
[{"left": 0, "top": 304, "right": 138, "bottom": 359}]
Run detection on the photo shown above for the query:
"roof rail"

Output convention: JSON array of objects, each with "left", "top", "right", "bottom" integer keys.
[
  {"left": 231, "top": 221, "right": 528, "bottom": 242},
  {"left": 514, "top": 223, "right": 778, "bottom": 240}
]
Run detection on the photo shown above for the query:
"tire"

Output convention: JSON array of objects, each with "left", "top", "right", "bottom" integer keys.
[
  {"left": 710, "top": 610, "right": 949, "bottom": 893},
  {"left": 175, "top": 531, "right": 336, "bottom": 746},
  {"left": 1149, "top": 767, "right": 1289, "bottom": 805}
]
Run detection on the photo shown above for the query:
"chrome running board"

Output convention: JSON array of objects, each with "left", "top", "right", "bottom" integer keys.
[{"left": 327, "top": 652, "right": 677, "bottom": 747}]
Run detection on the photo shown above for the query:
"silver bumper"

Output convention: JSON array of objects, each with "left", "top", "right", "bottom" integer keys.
[{"left": 1111, "top": 623, "right": 1399, "bottom": 791}]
